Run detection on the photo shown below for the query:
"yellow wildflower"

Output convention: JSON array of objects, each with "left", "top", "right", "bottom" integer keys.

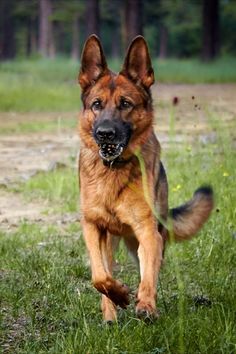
[{"left": 172, "top": 184, "right": 182, "bottom": 192}]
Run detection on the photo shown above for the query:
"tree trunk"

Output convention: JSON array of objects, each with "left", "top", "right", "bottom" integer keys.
[
  {"left": 39, "top": 0, "right": 55, "bottom": 58},
  {"left": 48, "top": 3, "right": 56, "bottom": 59},
  {"left": 0, "top": 0, "right": 16, "bottom": 60},
  {"left": 202, "top": 0, "right": 220, "bottom": 61},
  {"left": 109, "top": 1, "right": 120, "bottom": 58},
  {"left": 39, "top": 0, "right": 49, "bottom": 57},
  {"left": 159, "top": 24, "right": 168, "bottom": 59},
  {"left": 85, "top": 0, "right": 100, "bottom": 37},
  {"left": 71, "top": 16, "right": 80, "bottom": 61},
  {"left": 124, "top": 0, "right": 143, "bottom": 48}
]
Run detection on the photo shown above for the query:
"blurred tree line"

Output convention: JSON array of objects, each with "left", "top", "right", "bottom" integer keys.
[{"left": 0, "top": 0, "right": 235, "bottom": 62}]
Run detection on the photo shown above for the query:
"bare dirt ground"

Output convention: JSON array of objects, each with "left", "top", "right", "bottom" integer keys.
[
  {"left": 0, "top": 130, "right": 79, "bottom": 186},
  {"left": 0, "top": 129, "right": 80, "bottom": 230},
  {"left": 0, "top": 84, "right": 235, "bottom": 229}
]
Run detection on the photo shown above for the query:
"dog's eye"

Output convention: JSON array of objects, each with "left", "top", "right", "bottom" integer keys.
[
  {"left": 91, "top": 100, "right": 102, "bottom": 111},
  {"left": 120, "top": 99, "right": 132, "bottom": 110}
]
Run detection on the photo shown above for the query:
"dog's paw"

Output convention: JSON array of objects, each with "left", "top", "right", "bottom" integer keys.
[
  {"left": 94, "top": 278, "right": 130, "bottom": 308},
  {"left": 103, "top": 320, "right": 115, "bottom": 326},
  {"left": 135, "top": 301, "right": 159, "bottom": 321},
  {"left": 106, "top": 281, "right": 130, "bottom": 308}
]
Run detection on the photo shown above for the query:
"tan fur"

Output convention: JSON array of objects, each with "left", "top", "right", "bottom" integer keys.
[{"left": 78, "top": 35, "right": 213, "bottom": 321}]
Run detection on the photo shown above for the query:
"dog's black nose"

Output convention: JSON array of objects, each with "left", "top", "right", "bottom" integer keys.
[{"left": 96, "top": 126, "right": 115, "bottom": 141}]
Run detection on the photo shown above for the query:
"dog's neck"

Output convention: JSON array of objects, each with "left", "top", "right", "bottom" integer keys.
[{"left": 102, "top": 155, "right": 134, "bottom": 169}]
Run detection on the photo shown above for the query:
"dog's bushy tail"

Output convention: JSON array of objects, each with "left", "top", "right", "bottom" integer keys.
[{"left": 168, "top": 186, "right": 214, "bottom": 241}]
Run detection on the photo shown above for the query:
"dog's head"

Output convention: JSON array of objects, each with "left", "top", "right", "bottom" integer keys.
[{"left": 78, "top": 35, "right": 154, "bottom": 164}]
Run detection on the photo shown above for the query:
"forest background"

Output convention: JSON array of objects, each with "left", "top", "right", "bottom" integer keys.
[{"left": 1, "top": 0, "right": 236, "bottom": 62}]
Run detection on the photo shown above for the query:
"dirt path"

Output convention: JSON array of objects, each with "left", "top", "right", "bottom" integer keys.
[
  {"left": 0, "top": 132, "right": 79, "bottom": 186},
  {"left": 0, "top": 131, "right": 80, "bottom": 228},
  {"left": 0, "top": 84, "right": 235, "bottom": 229}
]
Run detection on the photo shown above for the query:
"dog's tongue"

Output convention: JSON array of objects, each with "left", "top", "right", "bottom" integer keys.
[{"left": 99, "top": 143, "right": 123, "bottom": 161}]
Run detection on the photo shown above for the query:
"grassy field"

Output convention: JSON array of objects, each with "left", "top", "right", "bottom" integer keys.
[
  {"left": 1, "top": 57, "right": 236, "bottom": 112},
  {"left": 1, "top": 115, "right": 236, "bottom": 353},
  {"left": 0, "top": 59, "right": 236, "bottom": 353}
]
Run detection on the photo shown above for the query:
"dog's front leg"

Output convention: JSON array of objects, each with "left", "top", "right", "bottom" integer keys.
[
  {"left": 82, "top": 220, "right": 130, "bottom": 310},
  {"left": 100, "top": 233, "right": 120, "bottom": 322},
  {"left": 134, "top": 220, "right": 163, "bottom": 319}
]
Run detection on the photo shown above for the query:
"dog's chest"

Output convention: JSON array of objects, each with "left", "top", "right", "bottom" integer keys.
[
  {"left": 82, "top": 180, "right": 131, "bottom": 235},
  {"left": 85, "top": 202, "right": 128, "bottom": 235}
]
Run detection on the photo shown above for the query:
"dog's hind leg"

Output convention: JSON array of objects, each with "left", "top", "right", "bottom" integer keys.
[
  {"left": 101, "top": 295, "right": 117, "bottom": 323},
  {"left": 123, "top": 234, "right": 139, "bottom": 266},
  {"left": 82, "top": 220, "right": 130, "bottom": 312}
]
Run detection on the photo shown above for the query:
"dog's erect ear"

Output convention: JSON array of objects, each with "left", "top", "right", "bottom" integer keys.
[
  {"left": 78, "top": 35, "right": 108, "bottom": 90},
  {"left": 120, "top": 36, "right": 154, "bottom": 88}
]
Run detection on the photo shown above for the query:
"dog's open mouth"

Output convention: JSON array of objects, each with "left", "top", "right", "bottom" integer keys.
[{"left": 98, "top": 143, "right": 124, "bottom": 162}]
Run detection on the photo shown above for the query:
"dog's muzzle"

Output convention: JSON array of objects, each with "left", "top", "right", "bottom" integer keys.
[
  {"left": 93, "top": 119, "right": 132, "bottom": 162},
  {"left": 99, "top": 143, "right": 124, "bottom": 161}
]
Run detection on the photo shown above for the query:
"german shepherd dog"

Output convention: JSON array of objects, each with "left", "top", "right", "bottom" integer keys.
[{"left": 78, "top": 35, "right": 213, "bottom": 322}]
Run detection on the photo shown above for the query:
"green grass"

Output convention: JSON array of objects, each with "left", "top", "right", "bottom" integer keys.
[
  {"left": 1, "top": 114, "right": 236, "bottom": 353},
  {"left": 16, "top": 167, "right": 79, "bottom": 213},
  {"left": 0, "top": 59, "right": 80, "bottom": 112},
  {"left": 0, "top": 56, "right": 236, "bottom": 112},
  {"left": 0, "top": 115, "right": 77, "bottom": 135},
  {"left": 153, "top": 57, "right": 236, "bottom": 84}
]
